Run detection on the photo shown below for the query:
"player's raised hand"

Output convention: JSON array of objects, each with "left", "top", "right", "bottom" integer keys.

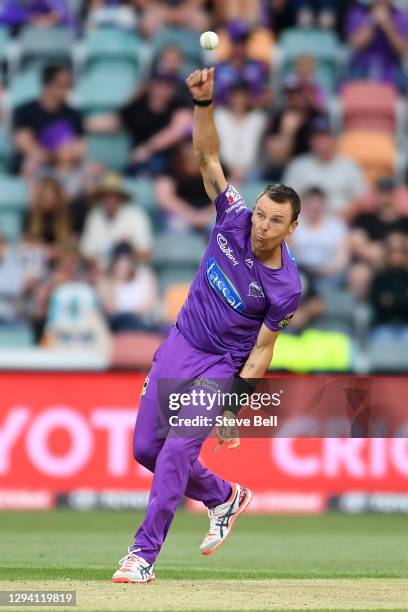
[{"left": 186, "top": 67, "right": 215, "bottom": 101}]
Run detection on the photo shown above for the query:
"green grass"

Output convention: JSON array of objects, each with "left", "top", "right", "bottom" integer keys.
[{"left": 0, "top": 510, "right": 407, "bottom": 581}]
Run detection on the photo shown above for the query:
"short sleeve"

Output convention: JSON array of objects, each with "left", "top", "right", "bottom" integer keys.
[
  {"left": 263, "top": 291, "right": 301, "bottom": 332},
  {"left": 214, "top": 184, "right": 249, "bottom": 227}
]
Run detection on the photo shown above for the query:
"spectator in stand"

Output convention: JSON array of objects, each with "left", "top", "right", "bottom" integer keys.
[
  {"left": 41, "top": 240, "right": 110, "bottom": 351},
  {"left": 289, "top": 187, "right": 350, "bottom": 288},
  {"left": 0, "top": 234, "right": 25, "bottom": 325},
  {"left": 289, "top": 55, "right": 327, "bottom": 112},
  {"left": 214, "top": 81, "right": 267, "bottom": 184},
  {"left": 290, "top": 266, "right": 324, "bottom": 331},
  {"left": 351, "top": 176, "right": 408, "bottom": 266},
  {"left": 23, "top": 177, "right": 72, "bottom": 264},
  {"left": 137, "top": 0, "right": 209, "bottom": 38},
  {"left": 283, "top": 114, "right": 367, "bottom": 216},
  {"left": 80, "top": 172, "right": 152, "bottom": 269},
  {"left": 259, "top": 79, "right": 319, "bottom": 182},
  {"left": 0, "top": 0, "right": 75, "bottom": 29},
  {"left": 369, "top": 232, "right": 408, "bottom": 339},
  {"left": 85, "top": 0, "right": 138, "bottom": 31},
  {"left": 155, "top": 139, "right": 215, "bottom": 231},
  {"left": 151, "top": 45, "right": 185, "bottom": 79},
  {"left": 97, "top": 241, "right": 158, "bottom": 332},
  {"left": 86, "top": 70, "right": 192, "bottom": 177},
  {"left": 292, "top": 0, "right": 338, "bottom": 28},
  {"left": 345, "top": 0, "right": 408, "bottom": 92},
  {"left": 13, "top": 65, "right": 85, "bottom": 180},
  {"left": 215, "top": 20, "right": 270, "bottom": 107}
]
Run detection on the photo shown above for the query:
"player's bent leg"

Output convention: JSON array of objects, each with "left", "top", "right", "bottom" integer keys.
[
  {"left": 132, "top": 434, "right": 206, "bottom": 565},
  {"left": 199, "top": 482, "right": 252, "bottom": 555},
  {"left": 185, "top": 458, "right": 231, "bottom": 508},
  {"left": 132, "top": 396, "right": 164, "bottom": 472}
]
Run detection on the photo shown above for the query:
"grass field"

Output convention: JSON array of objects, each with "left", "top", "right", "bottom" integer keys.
[{"left": 1, "top": 510, "right": 407, "bottom": 611}]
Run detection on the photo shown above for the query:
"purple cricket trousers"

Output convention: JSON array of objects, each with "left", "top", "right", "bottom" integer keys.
[{"left": 131, "top": 325, "right": 237, "bottom": 563}]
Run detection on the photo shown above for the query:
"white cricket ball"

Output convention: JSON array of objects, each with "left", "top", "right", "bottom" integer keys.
[{"left": 200, "top": 31, "right": 219, "bottom": 50}]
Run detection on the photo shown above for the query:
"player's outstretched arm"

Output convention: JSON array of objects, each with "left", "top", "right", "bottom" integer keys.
[
  {"left": 240, "top": 324, "right": 280, "bottom": 380},
  {"left": 186, "top": 67, "right": 227, "bottom": 201}
]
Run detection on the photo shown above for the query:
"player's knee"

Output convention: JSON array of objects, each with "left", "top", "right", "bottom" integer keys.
[{"left": 133, "top": 439, "right": 157, "bottom": 470}]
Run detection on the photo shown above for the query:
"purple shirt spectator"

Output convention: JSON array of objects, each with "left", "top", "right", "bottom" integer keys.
[
  {"left": 0, "top": 0, "right": 75, "bottom": 28},
  {"left": 345, "top": 1, "right": 408, "bottom": 88},
  {"left": 215, "top": 60, "right": 269, "bottom": 106}
]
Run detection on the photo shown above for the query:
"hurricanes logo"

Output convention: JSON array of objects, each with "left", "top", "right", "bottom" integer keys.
[{"left": 248, "top": 281, "right": 264, "bottom": 298}]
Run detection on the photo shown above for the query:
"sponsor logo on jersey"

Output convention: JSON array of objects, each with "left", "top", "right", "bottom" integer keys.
[
  {"left": 245, "top": 258, "right": 254, "bottom": 268},
  {"left": 248, "top": 281, "right": 265, "bottom": 298},
  {"left": 279, "top": 311, "right": 295, "bottom": 329},
  {"left": 206, "top": 257, "right": 245, "bottom": 312},
  {"left": 216, "top": 233, "right": 239, "bottom": 266},
  {"left": 225, "top": 185, "right": 246, "bottom": 215}
]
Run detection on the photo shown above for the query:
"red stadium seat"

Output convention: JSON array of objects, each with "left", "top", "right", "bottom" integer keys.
[
  {"left": 111, "top": 332, "right": 164, "bottom": 369},
  {"left": 340, "top": 82, "right": 397, "bottom": 133}
]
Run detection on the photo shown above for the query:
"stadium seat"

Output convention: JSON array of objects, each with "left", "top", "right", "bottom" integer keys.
[
  {"left": 153, "top": 231, "right": 206, "bottom": 268},
  {"left": 6, "top": 70, "right": 41, "bottom": 108},
  {"left": 163, "top": 283, "right": 190, "bottom": 323},
  {"left": 0, "top": 323, "right": 34, "bottom": 347},
  {"left": 0, "top": 127, "right": 12, "bottom": 173},
  {"left": 86, "top": 131, "right": 131, "bottom": 172},
  {"left": 157, "top": 267, "right": 196, "bottom": 293},
  {"left": 340, "top": 82, "right": 397, "bottom": 133},
  {"left": 17, "top": 26, "right": 75, "bottom": 70},
  {"left": 312, "top": 288, "right": 356, "bottom": 335},
  {"left": 75, "top": 62, "right": 137, "bottom": 112},
  {"left": 0, "top": 27, "right": 10, "bottom": 62},
  {"left": 0, "top": 176, "right": 29, "bottom": 209},
  {"left": 240, "top": 181, "right": 265, "bottom": 209},
  {"left": 367, "top": 339, "right": 408, "bottom": 373},
  {"left": 337, "top": 130, "right": 396, "bottom": 186},
  {"left": 111, "top": 332, "right": 164, "bottom": 369},
  {"left": 0, "top": 210, "right": 24, "bottom": 241},
  {"left": 277, "top": 28, "right": 343, "bottom": 93},
  {"left": 80, "top": 29, "right": 140, "bottom": 67}
]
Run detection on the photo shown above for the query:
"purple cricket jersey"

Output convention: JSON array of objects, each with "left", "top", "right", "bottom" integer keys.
[{"left": 177, "top": 184, "right": 302, "bottom": 365}]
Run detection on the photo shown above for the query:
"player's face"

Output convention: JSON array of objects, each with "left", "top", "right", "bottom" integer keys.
[{"left": 251, "top": 195, "right": 298, "bottom": 251}]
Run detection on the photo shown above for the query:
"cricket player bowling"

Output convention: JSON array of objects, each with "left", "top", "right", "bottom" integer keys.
[{"left": 112, "top": 66, "right": 302, "bottom": 583}]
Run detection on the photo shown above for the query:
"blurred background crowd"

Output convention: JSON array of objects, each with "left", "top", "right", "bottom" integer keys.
[{"left": 0, "top": 0, "right": 407, "bottom": 372}]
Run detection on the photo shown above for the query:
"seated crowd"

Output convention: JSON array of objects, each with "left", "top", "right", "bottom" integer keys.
[{"left": 0, "top": 0, "right": 407, "bottom": 359}]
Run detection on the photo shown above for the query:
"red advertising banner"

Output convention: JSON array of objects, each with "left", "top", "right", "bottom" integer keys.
[{"left": 1, "top": 373, "right": 408, "bottom": 512}]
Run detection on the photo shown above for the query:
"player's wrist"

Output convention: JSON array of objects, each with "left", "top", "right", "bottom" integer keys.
[
  {"left": 193, "top": 98, "right": 213, "bottom": 107},
  {"left": 226, "top": 376, "right": 257, "bottom": 416}
]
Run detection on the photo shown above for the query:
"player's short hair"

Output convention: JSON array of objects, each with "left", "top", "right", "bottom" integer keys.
[{"left": 256, "top": 184, "right": 301, "bottom": 223}]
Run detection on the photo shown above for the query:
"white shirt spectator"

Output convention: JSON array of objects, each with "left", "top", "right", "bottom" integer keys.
[
  {"left": 215, "top": 107, "right": 267, "bottom": 173},
  {"left": 284, "top": 153, "right": 366, "bottom": 213},
  {"left": 80, "top": 205, "right": 152, "bottom": 265},
  {"left": 291, "top": 216, "right": 347, "bottom": 270}
]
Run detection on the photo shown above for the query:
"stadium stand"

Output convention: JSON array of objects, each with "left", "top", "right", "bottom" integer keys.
[{"left": 0, "top": 0, "right": 406, "bottom": 373}]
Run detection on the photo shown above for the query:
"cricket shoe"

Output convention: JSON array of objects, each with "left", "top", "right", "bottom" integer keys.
[
  {"left": 112, "top": 548, "right": 155, "bottom": 583},
  {"left": 200, "top": 483, "right": 252, "bottom": 555}
]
